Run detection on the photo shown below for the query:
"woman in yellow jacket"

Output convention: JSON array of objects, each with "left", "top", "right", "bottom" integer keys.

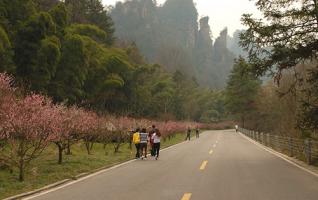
[{"left": 133, "top": 128, "right": 141, "bottom": 158}]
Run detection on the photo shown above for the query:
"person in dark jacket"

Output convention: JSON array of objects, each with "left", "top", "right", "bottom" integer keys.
[{"left": 185, "top": 127, "right": 191, "bottom": 141}]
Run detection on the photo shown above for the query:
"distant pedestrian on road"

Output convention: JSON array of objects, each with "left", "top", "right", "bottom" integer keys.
[
  {"left": 149, "top": 125, "right": 156, "bottom": 156},
  {"left": 195, "top": 127, "right": 200, "bottom": 138},
  {"left": 152, "top": 128, "right": 161, "bottom": 160},
  {"left": 139, "top": 128, "right": 148, "bottom": 159},
  {"left": 185, "top": 127, "right": 191, "bottom": 141},
  {"left": 128, "top": 129, "right": 134, "bottom": 150},
  {"left": 235, "top": 125, "right": 238, "bottom": 133},
  {"left": 133, "top": 128, "right": 141, "bottom": 159}
]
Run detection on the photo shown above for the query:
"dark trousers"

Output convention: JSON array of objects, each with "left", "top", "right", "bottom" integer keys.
[
  {"left": 135, "top": 143, "right": 140, "bottom": 158},
  {"left": 153, "top": 143, "right": 160, "bottom": 157},
  {"left": 140, "top": 143, "right": 147, "bottom": 157},
  {"left": 196, "top": 132, "right": 199, "bottom": 138},
  {"left": 186, "top": 134, "right": 191, "bottom": 141},
  {"left": 150, "top": 143, "right": 155, "bottom": 156}
]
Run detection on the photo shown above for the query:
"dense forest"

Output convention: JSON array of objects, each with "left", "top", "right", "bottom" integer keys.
[
  {"left": 110, "top": 0, "right": 245, "bottom": 88},
  {"left": 2, "top": 0, "right": 315, "bottom": 138},
  {"left": 0, "top": 0, "right": 228, "bottom": 123},
  {"left": 224, "top": 0, "right": 318, "bottom": 138}
]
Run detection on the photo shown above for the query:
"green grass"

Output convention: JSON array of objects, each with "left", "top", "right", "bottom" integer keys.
[{"left": 0, "top": 132, "right": 189, "bottom": 199}]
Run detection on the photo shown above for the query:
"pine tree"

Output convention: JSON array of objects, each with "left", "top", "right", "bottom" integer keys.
[{"left": 225, "top": 57, "right": 261, "bottom": 127}]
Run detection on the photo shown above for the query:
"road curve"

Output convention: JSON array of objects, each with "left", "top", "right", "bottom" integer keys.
[{"left": 25, "top": 130, "right": 318, "bottom": 200}]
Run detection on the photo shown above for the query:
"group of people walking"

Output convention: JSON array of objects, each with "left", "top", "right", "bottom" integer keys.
[
  {"left": 132, "top": 125, "right": 161, "bottom": 160},
  {"left": 185, "top": 127, "right": 200, "bottom": 141}
]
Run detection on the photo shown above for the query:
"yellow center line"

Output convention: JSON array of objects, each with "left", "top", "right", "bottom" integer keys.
[
  {"left": 199, "top": 160, "right": 208, "bottom": 170},
  {"left": 209, "top": 150, "right": 213, "bottom": 154},
  {"left": 181, "top": 193, "right": 192, "bottom": 200}
]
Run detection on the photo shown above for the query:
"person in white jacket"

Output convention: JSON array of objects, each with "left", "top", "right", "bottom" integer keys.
[{"left": 151, "top": 129, "right": 161, "bottom": 160}]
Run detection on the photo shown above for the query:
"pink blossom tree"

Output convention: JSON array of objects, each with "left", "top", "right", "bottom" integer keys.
[
  {"left": 1, "top": 93, "right": 59, "bottom": 181},
  {"left": 110, "top": 117, "right": 134, "bottom": 153},
  {"left": 80, "top": 110, "right": 99, "bottom": 155},
  {"left": 0, "top": 73, "right": 16, "bottom": 168},
  {"left": 50, "top": 105, "right": 82, "bottom": 164},
  {"left": 95, "top": 116, "right": 115, "bottom": 154}
]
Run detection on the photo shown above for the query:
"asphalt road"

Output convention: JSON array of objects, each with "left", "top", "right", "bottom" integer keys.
[{"left": 26, "top": 130, "right": 318, "bottom": 200}]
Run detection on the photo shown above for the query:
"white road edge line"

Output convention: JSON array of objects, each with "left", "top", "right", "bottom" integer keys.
[
  {"left": 23, "top": 132, "right": 212, "bottom": 200},
  {"left": 239, "top": 132, "right": 318, "bottom": 178}
]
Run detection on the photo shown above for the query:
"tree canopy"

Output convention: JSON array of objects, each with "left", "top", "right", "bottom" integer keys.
[
  {"left": 225, "top": 57, "right": 261, "bottom": 127},
  {"left": 240, "top": 0, "right": 318, "bottom": 131},
  {"left": 0, "top": 0, "right": 227, "bottom": 123}
]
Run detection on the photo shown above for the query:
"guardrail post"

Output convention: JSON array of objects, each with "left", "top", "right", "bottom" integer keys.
[
  {"left": 305, "top": 139, "right": 312, "bottom": 165},
  {"left": 260, "top": 132, "right": 264, "bottom": 144},
  {"left": 275, "top": 135, "right": 279, "bottom": 151},
  {"left": 288, "top": 137, "right": 293, "bottom": 157}
]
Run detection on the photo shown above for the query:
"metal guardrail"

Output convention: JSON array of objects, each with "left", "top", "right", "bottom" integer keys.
[{"left": 239, "top": 128, "right": 318, "bottom": 165}]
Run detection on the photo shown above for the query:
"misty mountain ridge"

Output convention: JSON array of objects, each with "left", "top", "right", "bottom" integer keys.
[{"left": 110, "top": 0, "right": 245, "bottom": 88}]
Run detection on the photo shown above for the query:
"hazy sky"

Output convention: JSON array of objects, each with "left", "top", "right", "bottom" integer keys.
[{"left": 103, "top": 0, "right": 261, "bottom": 38}]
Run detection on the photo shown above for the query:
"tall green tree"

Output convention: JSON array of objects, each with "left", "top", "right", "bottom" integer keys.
[
  {"left": 240, "top": 0, "right": 318, "bottom": 130},
  {"left": 49, "top": 34, "right": 88, "bottom": 104},
  {"left": 300, "top": 68, "right": 318, "bottom": 130},
  {"left": 14, "top": 12, "right": 60, "bottom": 93},
  {"left": 225, "top": 57, "right": 261, "bottom": 127},
  {"left": 65, "top": 0, "right": 114, "bottom": 45},
  {"left": 0, "top": 25, "right": 13, "bottom": 72},
  {"left": 1, "top": 0, "right": 36, "bottom": 32},
  {"left": 49, "top": 2, "right": 68, "bottom": 35},
  {"left": 240, "top": 0, "right": 318, "bottom": 78}
]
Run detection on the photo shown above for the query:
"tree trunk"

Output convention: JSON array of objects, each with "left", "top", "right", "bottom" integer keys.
[
  {"left": 85, "top": 141, "right": 91, "bottom": 155},
  {"left": 55, "top": 143, "right": 64, "bottom": 164},
  {"left": 313, "top": 0, "right": 318, "bottom": 27},
  {"left": 114, "top": 143, "right": 120, "bottom": 153},
  {"left": 90, "top": 142, "right": 94, "bottom": 151},
  {"left": 66, "top": 139, "right": 71, "bottom": 155},
  {"left": 19, "top": 159, "right": 24, "bottom": 182},
  {"left": 18, "top": 139, "right": 25, "bottom": 182}
]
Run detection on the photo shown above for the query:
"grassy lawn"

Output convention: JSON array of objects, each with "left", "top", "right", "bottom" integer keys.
[{"left": 0, "top": 132, "right": 191, "bottom": 199}]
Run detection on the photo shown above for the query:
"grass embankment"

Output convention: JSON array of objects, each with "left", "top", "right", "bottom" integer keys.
[{"left": 0, "top": 132, "right": 191, "bottom": 199}]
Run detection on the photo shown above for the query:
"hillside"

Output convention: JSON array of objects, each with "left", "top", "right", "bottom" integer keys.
[{"left": 111, "top": 0, "right": 237, "bottom": 88}]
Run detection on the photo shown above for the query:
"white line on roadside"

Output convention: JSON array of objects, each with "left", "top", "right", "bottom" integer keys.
[{"left": 239, "top": 132, "right": 318, "bottom": 178}]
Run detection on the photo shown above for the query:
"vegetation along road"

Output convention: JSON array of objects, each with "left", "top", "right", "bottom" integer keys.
[{"left": 24, "top": 130, "right": 318, "bottom": 200}]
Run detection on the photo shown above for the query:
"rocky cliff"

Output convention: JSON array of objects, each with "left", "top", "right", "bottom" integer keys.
[{"left": 111, "top": 0, "right": 236, "bottom": 88}]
